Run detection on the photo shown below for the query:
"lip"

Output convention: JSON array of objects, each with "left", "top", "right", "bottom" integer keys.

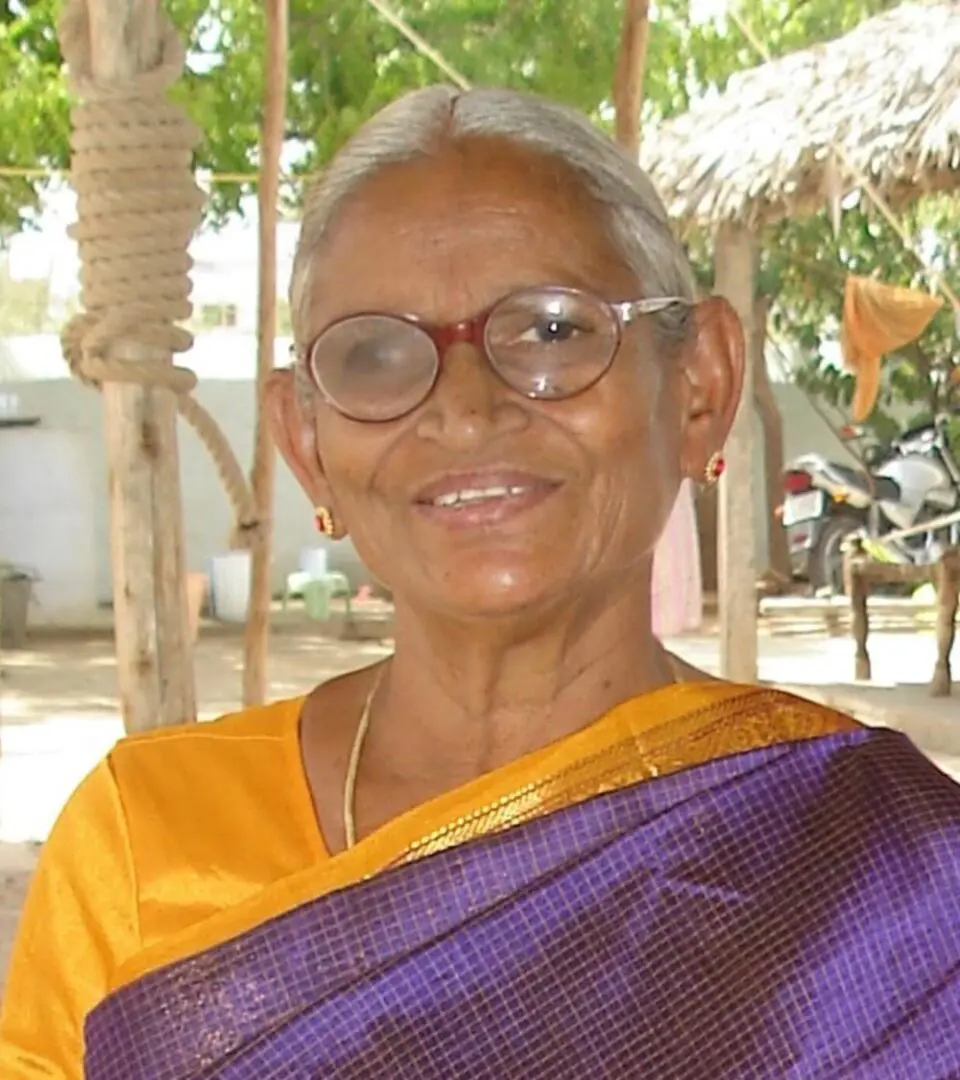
[{"left": 412, "top": 468, "right": 564, "bottom": 530}]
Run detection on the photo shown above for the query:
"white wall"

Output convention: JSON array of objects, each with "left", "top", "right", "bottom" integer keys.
[
  {"left": 0, "top": 333, "right": 372, "bottom": 622},
  {"left": 0, "top": 334, "right": 853, "bottom": 623},
  {"left": 0, "top": 426, "right": 99, "bottom": 620}
]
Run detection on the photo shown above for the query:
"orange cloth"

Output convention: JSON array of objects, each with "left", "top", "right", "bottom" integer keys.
[
  {"left": 0, "top": 685, "right": 854, "bottom": 1078},
  {"left": 841, "top": 275, "right": 942, "bottom": 421}
]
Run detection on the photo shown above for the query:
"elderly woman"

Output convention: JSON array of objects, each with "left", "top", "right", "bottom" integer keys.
[{"left": 3, "top": 86, "right": 960, "bottom": 1079}]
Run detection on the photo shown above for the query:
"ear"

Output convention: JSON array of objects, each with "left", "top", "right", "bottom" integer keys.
[
  {"left": 264, "top": 369, "right": 345, "bottom": 536},
  {"left": 677, "top": 296, "right": 746, "bottom": 479}
]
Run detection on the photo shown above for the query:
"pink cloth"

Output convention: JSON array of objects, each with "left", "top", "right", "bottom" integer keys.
[{"left": 651, "top": 480, "right": 703, "bottom": 638}]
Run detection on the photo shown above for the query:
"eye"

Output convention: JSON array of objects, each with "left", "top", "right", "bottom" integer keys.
[
  {"left": 488, "top": 289, "right": 608, "bottom": 352},
  {"left": 499, "top": 312, "right": 597, "bottom": 349},
  {"left": 345, "top": 340, "right": 400, "bottom": 373},
  {"left": 517, "top": 317, "right": 587, "bottom": 345}
]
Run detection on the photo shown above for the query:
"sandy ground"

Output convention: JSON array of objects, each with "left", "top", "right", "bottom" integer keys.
[
  {"left": 0, "top": 618, "right": 392, "bottom": 985},
  {"left": 1, "top": 616, "right": 957, "bottom": 989}
]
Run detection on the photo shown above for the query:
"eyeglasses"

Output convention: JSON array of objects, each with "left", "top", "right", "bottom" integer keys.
[{"left": 298, "top": 285, "right": 692, "bottom": 423}]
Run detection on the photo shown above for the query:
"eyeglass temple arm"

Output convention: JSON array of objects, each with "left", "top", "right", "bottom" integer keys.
[{"left": 616, "top": 297, "right": 694, "bottom": 325}]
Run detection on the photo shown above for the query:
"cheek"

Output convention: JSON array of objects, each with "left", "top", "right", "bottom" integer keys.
[
  {"left": 566, "top": 373, "right": 683, "bottom": 557},
  {"left": 312, "top": 416, "right": 386, "bottom": 510},
  {"left": 561, "top": 360, "right": 680, "bottom": 476},
  {"left": 312, "top": 420, "right": 417, "bottom": 581}
]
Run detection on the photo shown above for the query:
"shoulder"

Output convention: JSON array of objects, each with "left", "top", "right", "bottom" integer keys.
[
  {"left": 0, "top": 700, "right": 310, "bottom": 1070},
  {"left": 741, "top": 687, "right": 960, "bottom": 825},
  {"left": 786, "top": 720, "right": 960, "bottom": 879},
  {"left": 104, "top": 695, "right": 311, "bottom": 842},
  {"left": 838, "top": 724, "right": 960, "bottom": 823},
  {"left": 107, "top": 697, "right": 304, "bottom": 791},
  {"left": 103, "top": 696, "right": 323, "bottom": 949},
  {"left": 112, "top": 696, "right": 305, "bottom": 755}
]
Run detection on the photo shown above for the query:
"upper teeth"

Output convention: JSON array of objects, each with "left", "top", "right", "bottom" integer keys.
[{"left": 432, "top": 486, "right": 526, "bottom": 507}]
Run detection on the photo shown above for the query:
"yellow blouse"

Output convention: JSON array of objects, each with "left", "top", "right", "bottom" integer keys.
[
  {"left": 0, "top": 699, "right": 319, "bottom": 1078},
  {"left": 0, "top": 683, "right": 853, "bottom": 1078}
]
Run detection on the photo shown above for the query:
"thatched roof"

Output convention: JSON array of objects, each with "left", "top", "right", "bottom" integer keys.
[{"left": 641, "top": 1, "right": 960, "bottom": 230}]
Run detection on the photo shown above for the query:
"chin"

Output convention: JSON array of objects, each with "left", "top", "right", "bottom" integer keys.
[{"left": 421, "top": 558, "right": 570, "bottom": 621}]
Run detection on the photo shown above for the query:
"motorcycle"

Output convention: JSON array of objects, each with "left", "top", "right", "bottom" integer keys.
[{"left": 781, "top": 412, "right": 960, "bottom": 593}]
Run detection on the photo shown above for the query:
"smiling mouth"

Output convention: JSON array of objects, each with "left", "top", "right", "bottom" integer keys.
[
  {"left": 427, "top": 484, "right": 533, "bottom": 509},
  {"left": 413, "top": 472, "right": 562, "bottom": 527}
]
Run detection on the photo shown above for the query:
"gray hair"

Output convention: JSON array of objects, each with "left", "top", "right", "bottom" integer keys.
[{"left": 290, "top": 85, "right": 695, "bottom": 354}]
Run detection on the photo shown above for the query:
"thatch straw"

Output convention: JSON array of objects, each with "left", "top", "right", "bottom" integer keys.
[{"left": 641, "top": 1, "right": 960, "bottom": 230}]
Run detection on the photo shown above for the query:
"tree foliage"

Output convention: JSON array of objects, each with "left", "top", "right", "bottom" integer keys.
[
  {"left": 0, "top": 0, "right": 905, "bottom": 213},
  {"left": 6, "top": 0, "right": 895, "bottom": 214},
  {"left": 765, "top": 197, "right": 959, "bottom": 435},
  {"left": 0, "top": 0, "right": 69, "bottom": 228}
]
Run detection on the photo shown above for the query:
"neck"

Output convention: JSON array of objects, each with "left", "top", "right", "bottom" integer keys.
[{"left": 368, "top": 572, "right": 675, "bottom": 785}]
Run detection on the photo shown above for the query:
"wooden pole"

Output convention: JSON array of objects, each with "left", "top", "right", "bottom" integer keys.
[
  {"left": 713, "top": 222, "right": 759, "bottom": 682},
  {"left": 82, "top": 0, "right": 196, "bottom": 731},
  {"left": 612, "top": 0, "right": 652, "bottom": 157},
  {"left": 932, "top": 548, "right": 959, "bottom": 698},
  {"left": 751, "top": 294, "right": 791, "bottom": 581},
  {"left": 243, "top": 0, "right": 288, "bottom": 705},
  {"left": 843, "top": 542, "right": 872, "bottom": 682}
]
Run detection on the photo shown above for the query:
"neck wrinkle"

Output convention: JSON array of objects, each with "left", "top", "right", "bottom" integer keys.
[{"left": 368, "top": 574, "right": 675, "bottom": 778}]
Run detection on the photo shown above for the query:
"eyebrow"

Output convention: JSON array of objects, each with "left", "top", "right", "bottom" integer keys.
[{"left": 306, "top": 271, "right": 634, "bottom": 334}]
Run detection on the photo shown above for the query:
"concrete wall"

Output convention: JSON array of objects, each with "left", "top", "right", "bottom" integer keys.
[
  {"left": 0, "top": 333, "right": 852, "bottom": 623},
  {"left": 0, "top": 333, "right": 372, "bottom": 623}
]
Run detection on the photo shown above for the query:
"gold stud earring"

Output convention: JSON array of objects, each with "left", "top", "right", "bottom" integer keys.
[
  {"left": 314, "top": 506, "right": 335, "bottom": 537},
  {"left": 704, "top": 452, "right": 726, "bottom": 485}
]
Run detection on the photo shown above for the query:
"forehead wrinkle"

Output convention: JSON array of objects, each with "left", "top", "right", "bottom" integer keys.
[
  {"left": 310, "top": 238, "right": 621, "bottom": 332},
  {"left": 304, "top": 144, "right": 636, "bottom": 334}
]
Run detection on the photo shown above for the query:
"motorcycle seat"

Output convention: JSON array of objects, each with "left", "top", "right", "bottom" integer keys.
[
  {"left": 872, "top": 476, "right": 903, "bottom": 502},
  {"left": 829, "top": 463, "right": 901, "bottom": 502}
]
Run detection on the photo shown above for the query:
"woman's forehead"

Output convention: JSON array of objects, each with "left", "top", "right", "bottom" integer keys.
[{"left": 303, "top": 142, "right": 636, "bottom": 330}]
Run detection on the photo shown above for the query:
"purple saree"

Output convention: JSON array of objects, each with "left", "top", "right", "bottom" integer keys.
[{"left": 85, "top": 726, "right": 960, "bottom": 1079}]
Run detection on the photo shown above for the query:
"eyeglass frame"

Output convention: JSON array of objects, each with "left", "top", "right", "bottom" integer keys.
[{"left": 292, "top": 285, "right": 695, "bottom": 423}]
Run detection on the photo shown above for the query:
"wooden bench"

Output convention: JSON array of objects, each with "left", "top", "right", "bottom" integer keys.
[
  {"left": 842, "top": 542, "right": 959, "bottom": 697},
  {"left": 759, "top": 595, "right": 937, "bottom": 636}
]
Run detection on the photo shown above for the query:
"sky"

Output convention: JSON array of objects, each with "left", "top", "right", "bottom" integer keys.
[{"left": 6, "top": 187, "right": 296, "bottom": 306}]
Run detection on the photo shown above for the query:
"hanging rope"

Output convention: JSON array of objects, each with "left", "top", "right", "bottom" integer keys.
[{"left": 57, "top": 0, "right": 262, "bottom": 550}]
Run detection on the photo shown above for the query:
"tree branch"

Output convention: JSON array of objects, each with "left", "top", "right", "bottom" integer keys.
[{"left": 362, "top": 0, "right": 471, "bottom": 88}]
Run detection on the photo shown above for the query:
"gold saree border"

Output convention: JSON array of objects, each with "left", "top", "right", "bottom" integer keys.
[
  {"left": 112, "top": 682, "right": 857, "bottom": 992},
  {"left": 392, "top": 686, "right": 858, "bottom": 867}
]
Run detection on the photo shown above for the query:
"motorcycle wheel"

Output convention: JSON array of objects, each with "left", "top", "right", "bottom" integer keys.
[{"left": 809, "top": 513, "right": 863, "bottom": 595}]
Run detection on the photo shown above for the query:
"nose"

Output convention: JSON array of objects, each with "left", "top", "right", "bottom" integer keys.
[{"left": 414, "top": 342, "right": 526, "bottom": 449}]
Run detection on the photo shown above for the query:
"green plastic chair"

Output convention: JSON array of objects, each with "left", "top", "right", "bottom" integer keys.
[{"left": 301, "top": 573, "right": 352, "bottom": 621}]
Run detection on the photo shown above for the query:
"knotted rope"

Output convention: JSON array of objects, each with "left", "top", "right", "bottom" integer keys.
[{"left": 57, "top": 1, "right": 262, "bottom": 549}]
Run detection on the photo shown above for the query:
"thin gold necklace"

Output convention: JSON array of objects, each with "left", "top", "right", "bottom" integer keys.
[
  {"left": 343, "top": 666, "right": 385, "bottom": 849},
  {"left": 341, "top": 648, "right": 685, "bottom": 849}
]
